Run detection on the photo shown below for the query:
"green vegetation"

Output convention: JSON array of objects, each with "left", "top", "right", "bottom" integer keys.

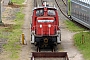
[
  {"left": 2, "top": 9, "right": 24, "bottom": 60},
  {"left": 64, "top": 20, "right": 85, "bottom": 32},
  {"left": 11, "top": 0, "right": 25, "bottom": 4},
  {"left": 64, "top": 20, "right": 90, "bottom": 60},
  {"left": 0, "top": 0, "right": 25, "bottom": 60},
  {"left": 74, "top": 32, "right": 90, "bottom": 60}
]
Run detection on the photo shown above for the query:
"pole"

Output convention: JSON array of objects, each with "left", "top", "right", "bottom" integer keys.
[
  {"left": 0, "top": 0, "right": 2, "bottom": 23},
  {"left": 81, "top": 31, "right": 85, "bottom": 44}
]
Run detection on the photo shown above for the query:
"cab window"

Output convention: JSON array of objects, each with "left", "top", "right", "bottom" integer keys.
[
  {"left": 36, "top": 9, "right": 44, "bottom": 16},
  {"left": 48, "top": 10, "right": 56, "bottom": 16}
]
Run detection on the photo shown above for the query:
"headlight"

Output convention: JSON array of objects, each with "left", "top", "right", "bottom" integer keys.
[
  {"left": 48, "top": 24, "right": 51, "bottom": 28},
  {"left": 40, "top": 24, "right": 42, "bottom": 28}
]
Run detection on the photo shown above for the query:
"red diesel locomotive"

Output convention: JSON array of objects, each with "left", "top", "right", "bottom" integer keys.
[{"left": 31, "top": 2, "right": 61, "bottom": 50}]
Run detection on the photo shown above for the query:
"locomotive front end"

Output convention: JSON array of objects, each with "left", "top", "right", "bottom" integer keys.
[
  {"left": 31, "top": 3, "right": 61, "bottom": 51},
  {"left": 36, "top": 17, "right": 56, "bottom": 36},
  {"left": 35, "top": 17, "right": 58, "bottom": 48}
]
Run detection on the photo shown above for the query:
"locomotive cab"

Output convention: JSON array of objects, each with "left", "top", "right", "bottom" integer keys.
[{"left": 31, "top": 3, "right": 61, "bottom": 49}]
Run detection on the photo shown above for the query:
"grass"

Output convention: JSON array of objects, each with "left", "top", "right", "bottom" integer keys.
[
  {"left": 2, "top": 8, "right": 24, "bottom": 60},
  {"left": 64, "top": 20, "right": 90, "bottom": 60},
  {"left": 74, "top": 32, "right": 90, "bottom": 60},
  {"left": 0, "top": 0, "right": 24, "bottom": 60},
  {"left": 64, "top": 20, "right": 85, "bottom": 32},
  {"left": 11, "top": 0, "right": 25, "bottom": 4}
]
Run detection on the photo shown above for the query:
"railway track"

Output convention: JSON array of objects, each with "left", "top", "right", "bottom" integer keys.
[{"left": 55, "top": 0, "right": 72, "bottom": 20}]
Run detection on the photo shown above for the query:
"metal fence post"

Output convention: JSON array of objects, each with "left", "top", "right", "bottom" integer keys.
[
  {"left": 81, "top": 31, "right": 85, "bottom": 44},
  {"left": 22, "top": 33, "right": 24, "bottom": 45}
]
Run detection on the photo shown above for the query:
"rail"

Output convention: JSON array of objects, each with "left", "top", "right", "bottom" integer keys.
[{"left": 62, "top": 0, "right": 67, "bottom": 6}]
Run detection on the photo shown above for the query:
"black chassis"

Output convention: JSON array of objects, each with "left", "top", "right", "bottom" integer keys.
[{"left": 35, "top": 36, "right": 57, "bottom": 48}]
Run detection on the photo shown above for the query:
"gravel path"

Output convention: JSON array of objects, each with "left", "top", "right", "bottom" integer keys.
[
  {"left": 61, "top": 29, "right": 84, "bottom": 60},
  {"left": 19, "top": 0, "right": 34, "bottom": 60}
]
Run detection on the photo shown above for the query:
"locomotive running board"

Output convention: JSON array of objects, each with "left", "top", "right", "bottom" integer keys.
[{"left": 31, "top": 52, "right": 69, "bottom": 60}]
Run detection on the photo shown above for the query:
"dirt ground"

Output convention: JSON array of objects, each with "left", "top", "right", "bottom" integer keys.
[{"left": 0, "top": 0, "right": 84, "bottom": 60}]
